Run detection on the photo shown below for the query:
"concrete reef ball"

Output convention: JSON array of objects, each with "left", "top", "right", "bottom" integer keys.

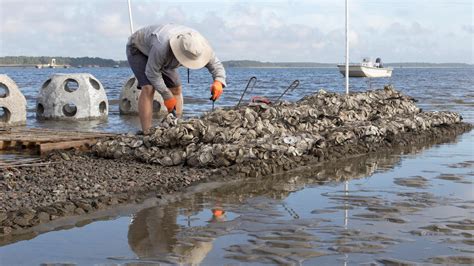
[
  {"left": 36, "top": 73, "right": 108, "bottom": 120},
  {"left": 119, "top": 76, "right": 167, "bottom": 116},
  {"left": 0, "top": 74, "right": 27, "bottom": 127}
]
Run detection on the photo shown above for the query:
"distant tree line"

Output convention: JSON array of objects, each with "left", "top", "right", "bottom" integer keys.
[
  {"left": 222, "top": 60, "right": 334, "bottom": 68},
  {"left": 223, "top": 60, "right": 472, "bottom": 68},
  {"left": 0, "top": 56, "right": 471, "bottom": 68},
  {"left": 0, "top": 56, "right": 128, "bottom": 67}
]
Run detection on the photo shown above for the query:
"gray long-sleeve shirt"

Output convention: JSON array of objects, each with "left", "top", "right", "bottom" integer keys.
[{"left": 127, "top": 24, "right": 227, "bottom": 100}]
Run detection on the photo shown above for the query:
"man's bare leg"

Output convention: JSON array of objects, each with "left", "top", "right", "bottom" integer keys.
[
  {"left": 169, "top": 85, "right": 183, "bottom": 118},
  {"left": 138, "top": 85, "right": 155, "bottom": 132}
]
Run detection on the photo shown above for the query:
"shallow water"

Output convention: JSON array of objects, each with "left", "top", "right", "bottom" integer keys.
[
  {"left": 1, "top": 67, "right": 473, "bottom": 132},
  {"left": 0, "top": 67, "right": 473, "bottom": 265}
]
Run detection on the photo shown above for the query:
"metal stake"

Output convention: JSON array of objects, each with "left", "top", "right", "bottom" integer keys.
[
  {"left": 275, "top": 80, "right": 300, "bottom": 102},
  {"left": 237, "top": 76, "right": 257, "bottom": 107}
]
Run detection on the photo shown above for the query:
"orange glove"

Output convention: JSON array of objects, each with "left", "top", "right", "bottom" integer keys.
[
  {"left": 164, "top": 97, "right": 177, "bottom": 112},
  {"left": 210, "top": 80, "right": 223, "bottom": 101},
  {"left": 212, "top": 208, "right": 225, "bottom": 217}
]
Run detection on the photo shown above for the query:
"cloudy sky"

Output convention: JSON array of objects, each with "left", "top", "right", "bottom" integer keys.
[{"left": 0, "top": 0, "right": 472, "bottom": 63}]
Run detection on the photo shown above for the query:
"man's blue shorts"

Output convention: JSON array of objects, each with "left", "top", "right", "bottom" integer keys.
[{"left": 126, "top": 44, "right": 181, "bottom": 90}]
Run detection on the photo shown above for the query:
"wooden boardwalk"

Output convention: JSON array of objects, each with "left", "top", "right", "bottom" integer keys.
[{"left": 0, "top": 128, "right": 115, "bottom": 155}]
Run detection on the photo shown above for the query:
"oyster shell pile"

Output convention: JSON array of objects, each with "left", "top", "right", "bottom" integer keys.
[{"left": 93, "top": 86, "right": 463, "bottom": 173}]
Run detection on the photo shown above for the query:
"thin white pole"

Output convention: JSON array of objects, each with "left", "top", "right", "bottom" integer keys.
[
  {"left": 127, "top": 0, "right": 134, "bottom": 34},
  {"left": 345, "top": 0, "right": 349, "bottom": 94},
  {"left": 343, "top": 180, "right": 349, "bottom": 265},
  {"left": 344, "top": 180, "right": 349, "bottom": 229}
]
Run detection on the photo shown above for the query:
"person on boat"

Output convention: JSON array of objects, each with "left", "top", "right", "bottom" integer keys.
[
  {"left": 126, "top": 23, "right": 227, "bottom": 133},
  {"left": 375, "top": 57, "right": 384, "bottom": 68}
]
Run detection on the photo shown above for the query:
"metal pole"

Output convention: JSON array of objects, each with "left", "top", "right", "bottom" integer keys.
[
  {"left": 127, "top": 0, "right": 134, "bottom": 34},
  {"left": 345, "top": 0, "right": 349, "bottom": 94},
  {"left": 343, "top": 180, "right": 349, "bottom": 266},
  {"left": 344, "top": 181, "right": 349, "bottom": 229}
]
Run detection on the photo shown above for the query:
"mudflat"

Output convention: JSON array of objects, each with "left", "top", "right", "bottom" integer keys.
[{"left": 1, "top": 87, "right": 472, "bottom": 238}]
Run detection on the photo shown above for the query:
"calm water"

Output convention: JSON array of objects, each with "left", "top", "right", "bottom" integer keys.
[
  {"left": 1, "top": 67, "right": 472, "bottom": 132},
  {"left": 0, "top": 67, "right": 473, "bottom": 265}
]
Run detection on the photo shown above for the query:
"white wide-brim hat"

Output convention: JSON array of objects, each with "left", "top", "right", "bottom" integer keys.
[{"left": 169, "top": 31, "right": 213, "bottom": 69}]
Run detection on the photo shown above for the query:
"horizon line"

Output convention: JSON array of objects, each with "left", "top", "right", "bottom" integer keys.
[{"left": 0, "top": 56, "right": 472, "bottom": 65}]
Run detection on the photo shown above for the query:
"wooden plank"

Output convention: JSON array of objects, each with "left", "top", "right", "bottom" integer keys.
[
  {"left": 0, "top": 135, "right": 114, "bottom": 142},
  {"left": 39, "top": 138, "right": 100, "bottom": 154},
  {"left": 0, "top": 140, "right": 38, "bottom": 151},
  {"left": 0, "top": 128, "right": 114, "bottom": 136},
  {"left": 19, "top": 141, "right": 37, "bottom": 149},
  {"left": 0, "top": 158, "right": 43, "bottom": 166},
  {"left": 0, "top": 162, "right": 52, "bottom": 169},
  {"left": 0, "top": 132, "right": 113, "bottom": 140},
  {"left": 2, "top": 136, "right": 66, "bottom": 142},
  {"left": 7, "top": 141, "right": 14, "bottom": 149},
  {"left": 0, "top": 131, "right": 107, "bottom": 137},
  {"left": 0, "top": 128, "right": 115, "bottom": 154}
]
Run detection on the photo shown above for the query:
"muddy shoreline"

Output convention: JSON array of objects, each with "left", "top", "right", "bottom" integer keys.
[
  {"left": 1, "top": 122, "right": 471, "bottom": 239},
  {"left": 1, "top": 87, "right": 472, "bottom": 238}
]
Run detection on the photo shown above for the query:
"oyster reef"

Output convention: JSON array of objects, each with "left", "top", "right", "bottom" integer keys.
[{"left": 94, "top": 86, "right": 470, "bottom": 177}]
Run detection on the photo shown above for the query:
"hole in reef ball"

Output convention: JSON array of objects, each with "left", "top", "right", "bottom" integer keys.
[
  {"left": 62, "top": 103, "right": 77, "bottom": 117},
  {"left": 37, "top": 103, "right": 45, "bottom": 115},
  {"left": 64, "top": 79, "right": 79, "bottom": 93},
  {"left": 0, "top": 107, "right": 11, "bottom": 122},
  {"left": 89, "top": 78, "right": 101, "bottom": 90},
  {"left": 99, "top": 101, "right": 107, "bottom": 114},
  {"left": 121, "top": 98, "right": 131, "bottom": 112},
  {"left": 125, "top": 77, "right": 136, "bottom": 90},
  {"left": 0, "top": 83, "right": 10, "bottom": 98},
  {"left": 41, "top": 79, "right": 51, "bottom": 90},
  {"left": 153, "top": 100, "right": 162, "bottom": 112}
]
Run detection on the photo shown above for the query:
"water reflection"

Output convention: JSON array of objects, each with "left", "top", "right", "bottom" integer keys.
[
  {"left": 123, "top": 130, "right": 473, "bottom": 264},
  {"left": 125, "top": 147, "right": 404, "bottom": 264},
  {"left": 128, "top": 206, "right": 214, "bottom": 265}
]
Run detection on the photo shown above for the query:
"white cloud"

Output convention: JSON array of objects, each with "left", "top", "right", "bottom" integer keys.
[
  {"left": 0, "top": 0, "right": 472, "bottom": 63},
  {"left": 385, "top": 22, "right": 431, "bottom": 36},
  {"left": 97, "top": 14, "right": 129, "bottom": 38},
  {"left": 462, "top": 25, "right": 474, "bottom": 34}
]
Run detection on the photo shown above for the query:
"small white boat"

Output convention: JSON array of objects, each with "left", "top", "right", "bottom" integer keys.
[{"left": 338, "top": 58, "right": 393, "bottom": 78}]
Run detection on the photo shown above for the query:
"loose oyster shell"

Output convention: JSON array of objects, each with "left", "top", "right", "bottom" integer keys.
[{"left": 93, "top": 87, "right": 464, "bottom": 173}]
